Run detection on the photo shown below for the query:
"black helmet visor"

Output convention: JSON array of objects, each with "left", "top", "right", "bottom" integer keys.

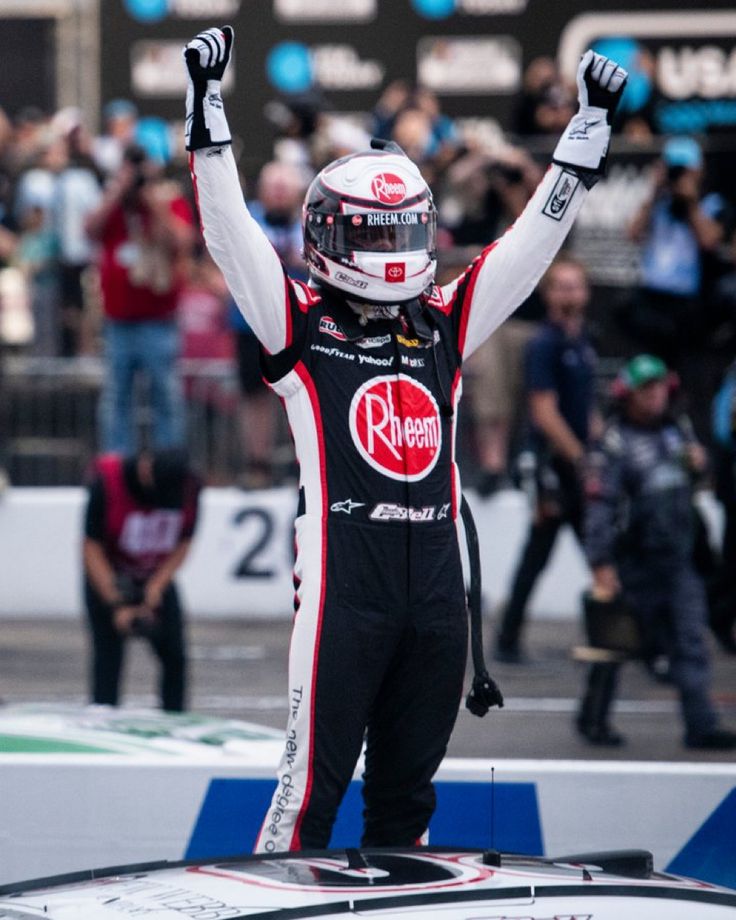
[{"left": 306, "top": 209, "right": 437, "bottom": 256}]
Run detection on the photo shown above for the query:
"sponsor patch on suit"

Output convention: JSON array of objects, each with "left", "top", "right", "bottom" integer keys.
[{"left": 542, "top": 169, "right": 580, "bottom": 221}]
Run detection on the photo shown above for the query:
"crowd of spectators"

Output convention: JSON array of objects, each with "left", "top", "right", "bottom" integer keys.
[{"left": 0, "top": 57, "right": 734, "bottom": 484}]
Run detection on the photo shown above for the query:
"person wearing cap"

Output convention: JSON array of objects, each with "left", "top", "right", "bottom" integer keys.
[
  {"left": 82, "top": 448, "right": 201, "bottom": 711},
  {"left": 624, "top": 137, "right": 724, "bottom": 430},
  {"left": 578, "top": 354, "right": 736, "bottom": 748}
]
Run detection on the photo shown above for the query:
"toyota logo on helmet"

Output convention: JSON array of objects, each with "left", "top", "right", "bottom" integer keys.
[{"left": 371, "top": 173, "right": 406, "bottom": 204}]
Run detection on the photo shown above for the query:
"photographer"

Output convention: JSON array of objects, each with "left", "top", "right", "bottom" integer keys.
[
  {"left": 624, "top": 138, "right": 724, "bottom": 386},
  {"left": 85, "top": 144, "right": 195, "bottom": 455},
  {"left": 449, "top": 145, "right": 543, "bottom": 492},
  {"left": 82, "top": 449, "right": 201, "bottom": 711}
]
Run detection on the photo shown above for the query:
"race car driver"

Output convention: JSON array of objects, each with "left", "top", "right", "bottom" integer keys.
[{"left": 183, "top": 27, "right": 627, "bottom": 852}]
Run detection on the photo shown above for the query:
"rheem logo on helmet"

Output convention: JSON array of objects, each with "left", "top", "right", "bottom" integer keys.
[
  {"left": 349, "top": 375, "right": 442, "bottom": 481},
  {"left": 371, "top": 173, "right": 406, "bottom": 204}
]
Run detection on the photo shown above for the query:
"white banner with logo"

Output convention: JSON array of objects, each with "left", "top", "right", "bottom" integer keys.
[{"left": 0, "top": 486, "right": 721, "bottom": 618}]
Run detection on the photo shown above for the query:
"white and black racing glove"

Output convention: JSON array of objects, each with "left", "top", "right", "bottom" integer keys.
[
  {"left": 553, "top": 49, "right": 628, "bottom": 188},
  {"left": 183, "top": 25, "right": 234, "bottom": 151}
]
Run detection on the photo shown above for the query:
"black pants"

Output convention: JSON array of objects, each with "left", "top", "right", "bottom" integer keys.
[
  {"left": 496, "top": 461, "right": 583, "bottom": 654},
  {"left": 255, "top": 518, "right": 468, "bottom": 853},
  {"left": 85, "top": 579, "right": 187, "bottom": 711},
  {"left": 579, "top": 562, "right": 718, "bottom": 738},
  {"left": 579, "top": 661, "right": 620, "bottom": 732},
  {"left": 60, "top": 263, "right": 86, "bottom": 357}
]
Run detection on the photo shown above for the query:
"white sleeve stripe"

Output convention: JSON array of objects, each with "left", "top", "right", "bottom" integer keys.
[
  {"left": 460, "top": 163, "right": 587, "bottom": 359},
  {"left": 190, "top": 147, "right": 290, "bottom": 355}
]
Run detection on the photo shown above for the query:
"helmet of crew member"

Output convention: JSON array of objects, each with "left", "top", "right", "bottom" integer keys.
[{"left": 302, "top": 140, "right": 437, "bottom": 304}]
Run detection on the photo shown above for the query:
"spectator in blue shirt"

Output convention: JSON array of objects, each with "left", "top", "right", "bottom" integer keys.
[
  {"left": 624, "top": 137, "right": 724, "bottom": 362},
  {"left": 494, "top": 255, "right": 599, "bottom": 664},
  {"left": 622, "top": 137, "right": 725, "bottom": 441}
]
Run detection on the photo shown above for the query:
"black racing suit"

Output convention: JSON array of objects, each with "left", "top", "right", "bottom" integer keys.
[{"left": 189, "top": 146, "right": 590, "bottom": 852}]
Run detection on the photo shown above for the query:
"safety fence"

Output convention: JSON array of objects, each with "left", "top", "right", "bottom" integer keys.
[
  {"left": 2, "top": 354, "right": 622, "bottom": 487},
  {"left": 2, "top": 356, "right": 248, "bottom": 486}
]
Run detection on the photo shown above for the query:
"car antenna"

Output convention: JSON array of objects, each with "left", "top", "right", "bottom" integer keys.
[
  {"left": 481, "top": 769, "right": 502, "bottom": 868},
  {"left": 491, "top": 766, "right": 495, "bottom": 850}
]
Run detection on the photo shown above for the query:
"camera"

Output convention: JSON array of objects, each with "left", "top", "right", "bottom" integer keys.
[
  {"left": 116, "top": 573, "right": 144, "bottom": 606},
  {"left": 666, "top": 164, "right": 687, "bottom": 185},
  {"left": 114, "top": 574, "right": 161, "bottom": 640},
  {"left": 130, "top": 614, "right": 160, "bottom": 640},
  {"left": 663, "top": 163, "right": 693, "bottom": 220},
  {"left": 123, "top": 144, "right": 149, "bottom": 190},
  {"left": 486, "top": 160, "right": 524, "bottom": 186}
]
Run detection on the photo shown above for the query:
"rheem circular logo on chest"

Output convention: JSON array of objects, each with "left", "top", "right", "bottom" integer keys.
[{"left": 349, "top": 375, "right": 442, "bottom": 481}]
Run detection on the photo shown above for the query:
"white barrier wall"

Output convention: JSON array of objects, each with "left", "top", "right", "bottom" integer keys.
[
  {"left": 0, "top": 486, "right": 722, "bottom": 618},
  {"left": 0, "top": 486, "right": 587, "bottom": 618},
  {"left": 2, "top": 710, "right": 734, "bottom": 889},
  {"left": 1, "top": 753, "right": 734, "bottom": 887}
]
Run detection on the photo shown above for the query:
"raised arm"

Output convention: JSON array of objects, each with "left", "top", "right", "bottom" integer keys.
[
  {"left": 184, "top": 26, "right": 296, "bottom": 355},
  {"left": 447, "top": 51, "right": 627, "bottom": 359}
]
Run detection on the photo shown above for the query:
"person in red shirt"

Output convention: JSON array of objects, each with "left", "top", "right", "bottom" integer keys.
[
  {"left": 83, "top": 449, "right": 201, "bottom": 711},
  {"left": 86, "top": 145, "right": 196, "bottom": 454}
]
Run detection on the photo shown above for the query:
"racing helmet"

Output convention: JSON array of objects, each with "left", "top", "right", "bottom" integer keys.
[{"left": 303, "top": 140, "right": 437, "bottom": 303}]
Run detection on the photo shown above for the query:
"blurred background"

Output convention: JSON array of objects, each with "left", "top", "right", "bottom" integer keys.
[{"left": 1, "top": 0, "right": 736, "bottom": 486}]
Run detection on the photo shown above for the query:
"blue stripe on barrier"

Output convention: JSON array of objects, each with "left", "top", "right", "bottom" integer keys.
[
  {"left": 185, "top": 779, "right": 543, "bottom": 859},
  {"left": 666, "top": 787, "right": 736, "bottom": 889}
]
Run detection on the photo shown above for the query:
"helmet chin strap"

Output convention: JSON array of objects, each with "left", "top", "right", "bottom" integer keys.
[{"left": 347, "top": 300, "right": 401, "bottom": 324}]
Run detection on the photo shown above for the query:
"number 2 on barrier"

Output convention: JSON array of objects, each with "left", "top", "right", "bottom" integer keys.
[{"left": 231, "top": 507, "right": 275, "bottom": 579}]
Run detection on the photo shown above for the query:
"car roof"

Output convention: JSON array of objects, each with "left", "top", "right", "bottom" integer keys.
[{"left": 1, "top": 848, "right": 735, "bottom": 919}]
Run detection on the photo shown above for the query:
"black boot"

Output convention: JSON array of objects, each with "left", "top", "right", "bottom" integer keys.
[{"left": 576, "top": 662, "right": 625, "bottom": 746}]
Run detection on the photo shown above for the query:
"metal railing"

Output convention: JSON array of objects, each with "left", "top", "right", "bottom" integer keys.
[
  {"left": 1, "top": 353, "right": 623, "bottom": 487},
  {"left": 2, "top": 356, "right": 253, "bottom": 485}
]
